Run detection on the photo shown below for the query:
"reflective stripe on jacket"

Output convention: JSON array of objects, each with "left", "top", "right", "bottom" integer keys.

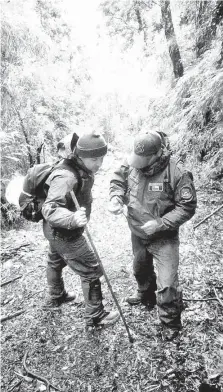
[{"left": 110, "top": 156, "right": 197, "bottom": 240}]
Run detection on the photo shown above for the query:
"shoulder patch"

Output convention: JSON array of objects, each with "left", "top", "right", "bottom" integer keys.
[{"left": 180, "top": 186, "right": 193, "bottom": 201}]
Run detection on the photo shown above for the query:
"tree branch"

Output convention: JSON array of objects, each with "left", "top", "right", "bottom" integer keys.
[
  {"left": 1, "top": 275, "right": 22, "bottom": 287},
  {"left": 194, "top": 204, "right": 223, "bottom": 229},
  {"left": 2, "top": 86, "right": 34, "bottom": 167},
  {"left": 23, "top": 350, "right": 64, "bottom": 392},
  {"left": 8, "top": 380, "right": 22, "bottom": 392},
  {"left": 213, "top": 288, "right": 223, "bottom": 307},
  {"left": 183, "top": 297, "right": 219, "bottom": 302},
  {"left": 1, "top": 310, "right": 25, "bottom": 323}
]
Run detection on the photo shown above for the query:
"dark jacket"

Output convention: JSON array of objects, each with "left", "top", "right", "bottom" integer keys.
[
  {"left": 110, "top": 151, "right": 197, "bottom": 240},
  {"left": 42, "top": 156, "right": 94, "bottom": 239}
]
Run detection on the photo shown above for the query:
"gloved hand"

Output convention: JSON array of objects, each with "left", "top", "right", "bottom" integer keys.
[
  {"left": 108, "top": 197, "right": 123, "bottom": 215},
  {"left": 74, "top": 207, "right": 87, "bottom": 227},
  {"left": 141, "top": 220, "right": 160, "bottom": 235}
]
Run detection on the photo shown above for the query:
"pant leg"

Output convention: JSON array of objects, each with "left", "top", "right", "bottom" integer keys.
[
  {"left": 81, "top": 278, "right": 104, "bottom": 326},
  {"left": 131, "top": 233, "right": 157, "bottom": 299},
  {"left": 43, "top": 222, "right": 104, "bottom": 323},
  {"left": 47, "top": 244, "right": 67, "bottom": 299},
  {"left": 148, "top": 237, "right": 183, "bottom": 328}
]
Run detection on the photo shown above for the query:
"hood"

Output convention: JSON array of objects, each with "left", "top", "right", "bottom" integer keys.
[{"left": 140, "top": 148, "right": 171, "bottom": 177}]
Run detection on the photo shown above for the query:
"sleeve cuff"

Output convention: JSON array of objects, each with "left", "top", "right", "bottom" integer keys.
[{"left": 156, "top": 218, "right": 169, "bottom": 231}]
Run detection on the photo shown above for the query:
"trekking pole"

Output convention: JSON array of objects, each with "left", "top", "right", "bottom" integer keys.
[{"left": 70, "top": 190, "right": 134, "bottom": 343}]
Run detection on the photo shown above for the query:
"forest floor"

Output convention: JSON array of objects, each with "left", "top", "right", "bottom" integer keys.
[{"left": 1, "top": 152, "right": 223, "bottom": 392}]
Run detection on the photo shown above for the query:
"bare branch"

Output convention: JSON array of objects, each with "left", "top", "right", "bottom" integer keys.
[
  {"left": 194, "top": 204, "right": 223, "bottom": 229},
  {"left": 7, "top": 380, "right": 22, "bottom": 392},
  {"left": 23, "top": 350, "right": 64, "bottom": 392},
  {"left": 213, "top": 288, "right": 223, "bottom": 307},
  {"left": 183, "top": 297, "right": 219, "bottom": 302},
  {"left": 2, "top": 86, "right": 34, "bottom": 167},
  {"left": 1, "top": 310, "right": 25, "bottom": 323},
  {"left": 1, "top": 275, "right": 22, "bottom": 287}
]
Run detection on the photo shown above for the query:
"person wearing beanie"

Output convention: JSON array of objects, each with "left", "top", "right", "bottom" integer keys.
[
  {"left": 109, "top": 131, "right": 197, "bottom": 341},
  {"left": 41, "top": 132, "right": 120, "bottom": 329}
]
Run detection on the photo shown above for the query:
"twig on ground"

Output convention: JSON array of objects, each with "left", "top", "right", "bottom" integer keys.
[
  {"left": 23, "top": 350, "right": 64, "bottom": 392},
  {"left": 194, "top": 204, "right": 223, "bottom": 229},
  {"left": 11, "top": 243, "right": 30, "bottom": 251},
  {"left": 8, "top": 380, "right": 22, "bottom": 392},
  {"left": 1, "top": 275, "right": 22, "bottom": 287},
  {"left": 183, "top": 297, "right": 219, "bottom": 302},
  {"left": 14, "top": 371, "right": 32, "bottom": 382},
  {"left": 213, "top": 288, "right": 223, "bottom": 307},
  {"left": 1, "top": 243, "right": 30, "bottom": 258},
  {"left": 2, "top": 295, "right": 14, "bottom": 305},
  {"left": 1, "top": 310, "right": 25, "bottom": 323}
]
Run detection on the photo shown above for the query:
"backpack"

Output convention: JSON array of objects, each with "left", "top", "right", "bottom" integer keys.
[
  {"left": 19, "top": 159, "right": 82, "bottom": 222},
  {"left": 157, "top": 131, "right": 171, "bottom": 151}
]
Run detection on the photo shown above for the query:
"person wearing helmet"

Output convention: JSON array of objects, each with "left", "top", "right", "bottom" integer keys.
[
  {"left": 42, "top": 132, "right": 120, "bottom": 329},
  {"left": 109, "top": 131, "right": 197, "bottom": 340}
]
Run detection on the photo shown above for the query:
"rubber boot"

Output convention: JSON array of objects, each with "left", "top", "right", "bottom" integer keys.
[{"left": 81, "top": 278, "right": 120, "bottom": 328}]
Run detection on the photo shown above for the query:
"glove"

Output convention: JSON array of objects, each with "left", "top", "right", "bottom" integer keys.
[
  {"left": 141, "top": 219, "right": 161, "bottom": 235},
  {"left": 108, "top": 197, "right": 123, "bottom": 215}
]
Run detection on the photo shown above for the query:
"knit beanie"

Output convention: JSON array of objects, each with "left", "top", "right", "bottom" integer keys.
[{"left": 75, "top": 133, "right": 107, "bottom": 158}]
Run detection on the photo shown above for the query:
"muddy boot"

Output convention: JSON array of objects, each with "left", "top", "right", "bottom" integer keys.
[
  {"left": 93, "top": 310, "right": 120, "bottom": 327},
  {"left": 44, "top": 291, "right": 76, "bottom": 309},
  {"left": 126, "top": 291, "right": 156, "bottom": 310},
  {"left": 60, "top": 291, "right": 76, "bottom": 303}
]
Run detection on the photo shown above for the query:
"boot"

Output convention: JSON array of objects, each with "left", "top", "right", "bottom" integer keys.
[
  {"left": 126, "top": 291, "right": 156, "bottom": 309},
  {"left": 82, "top": 278, "right": 120, "bottom": 329},
  {"left": 43, "top": 291, "right": 76, "bottom": 309},
  {"left": 161, "top": 324, "right": 181, "bottom": 341},
  {"left": 93, "top": 310, "right": 120, "bottom": 327}
]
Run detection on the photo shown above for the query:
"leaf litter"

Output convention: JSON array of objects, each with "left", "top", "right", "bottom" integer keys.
[{"left": 1, "top": 158, "right": 223, "bottom": 392}]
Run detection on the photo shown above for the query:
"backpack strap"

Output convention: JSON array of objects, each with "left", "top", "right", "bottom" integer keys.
[{"left": 53, "top": 158, "right": 83, "bottom": 195}]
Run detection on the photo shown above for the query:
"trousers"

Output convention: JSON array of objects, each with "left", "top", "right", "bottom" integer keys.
[
  {"left": 131, "top": 233, "right": 183, "bottom": 328},
  {"left": 43, "top": 222, "right": 104, "bottom": 324}
]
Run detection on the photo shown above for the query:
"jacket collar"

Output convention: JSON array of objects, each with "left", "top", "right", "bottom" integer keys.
[
  {"left": 140, "top": 149, "right": 171, "bottom": 177},
  {"left": 65, "top": 153, "right": 93, "bottom": 177}
]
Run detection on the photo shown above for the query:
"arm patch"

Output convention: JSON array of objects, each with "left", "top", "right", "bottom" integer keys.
[{"left": 180, "top": 186, "right": 193, "bottom": 201}]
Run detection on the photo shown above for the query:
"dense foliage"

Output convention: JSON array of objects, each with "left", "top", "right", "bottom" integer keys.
[
  {"left": 1, "top": 2, "right": 223, "bottom": 391},
  {"left": 1, "top": 0, "right": 223, "bottom": 224}
]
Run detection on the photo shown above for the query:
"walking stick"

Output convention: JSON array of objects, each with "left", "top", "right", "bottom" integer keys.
[{"left": 70, "top": 190, "right": 134, "bottom": 343}]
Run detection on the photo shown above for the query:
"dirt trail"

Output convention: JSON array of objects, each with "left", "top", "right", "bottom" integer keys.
[{"left": 1, "top": 154, "right": 223, "bottom": 392}]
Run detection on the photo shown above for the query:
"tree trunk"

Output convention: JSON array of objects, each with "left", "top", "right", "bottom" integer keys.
[
  {"left": 196, "top": 0, "right": 223, "bottom": 57},
  {"left": 210, "top": 0, "right": 223, "bottom": 37},
  {"left": 134, "top": 3, "right": 148, "bottom": 46},
  {"left": 160, "top": 0, "right": 184, "bottom": 78},
  {"left": 3, "top": 87, "right": 34, "bottom": 167},
  {"left": 36, "top": 143, "right": 44, "bottom": 164},
  {"left": 217, "top": 39, "right": 223, "bottom": 68}
]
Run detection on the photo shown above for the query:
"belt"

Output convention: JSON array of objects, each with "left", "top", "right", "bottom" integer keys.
[{"left": 53, "top": 229, "right": 83, "bottom": 242}]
